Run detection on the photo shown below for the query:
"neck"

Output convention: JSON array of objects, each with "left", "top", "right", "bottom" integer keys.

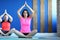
[
  {"left": 4, "top": 20, "right": 8, "bottom": 22},
  {"left": 24, "top": 17, "right": 27, "bottom": 18}
]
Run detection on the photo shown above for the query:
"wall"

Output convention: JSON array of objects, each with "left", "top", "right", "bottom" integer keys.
[
  {"left": 57, "top": 0, "right": 60, "bottom": 36},
  {"left": 0, "top": 0, "right": 57, "bottom": 33},
  {"left": 37, "top": 0, "right": 57, "bottom": 33},
  {"left": 0, "top": 0, "right": 33, "bottom": 31}
]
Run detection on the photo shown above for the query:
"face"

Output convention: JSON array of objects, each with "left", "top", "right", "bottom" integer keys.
[
  {"left": 23, "top": 11, "right": 28, "bottom": 18},
  {"left": 4, "top": 15, "right": 8, "bottom": 21}
]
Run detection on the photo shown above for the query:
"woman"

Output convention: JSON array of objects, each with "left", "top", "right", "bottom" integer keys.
[
  {"left": 17, "top": 2, "right": 37, "bottom": 36},
  {"left": 5, "top": 2, "right": 37, "bottom": 38},
  {"left": 0, "top": 10, "right": 13, "bottom": 36}
]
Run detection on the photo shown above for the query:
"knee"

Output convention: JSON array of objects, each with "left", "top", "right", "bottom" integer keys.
[
  {"left": 11, "top": 28, "right": 16, "bottom": 31},
  {"left": 33, "top": 29, "right": 37, "bottom": 32}
]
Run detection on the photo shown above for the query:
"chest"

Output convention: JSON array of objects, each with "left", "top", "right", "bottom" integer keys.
[
  {"left": 2, "top": 22, "right": 10, "bottom": 26},
  {"left": 20, "top": 18, "right": 31, "bottom": 24}
]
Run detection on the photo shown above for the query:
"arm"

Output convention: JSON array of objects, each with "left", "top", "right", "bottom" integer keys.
[
  {"left": 17, "top": 4, "right": 25, "bottom": 18},
  {"left": 25, "top": 2, "right": 34, "bottom": 17},
  {"left": 0, "top": 16, "right": 2, "bottom": 22},
  {"left": 4, "top": 9, "right": 13, "bottom": 22},
  {"left": 7, "top": 13, "right": 13, "bottom": 22},
  {"left": 0, "top": 13, "right": 6, "bottom": 22},
  {"left": 0, "top": 13, "right": 6, "bottom": 18}
]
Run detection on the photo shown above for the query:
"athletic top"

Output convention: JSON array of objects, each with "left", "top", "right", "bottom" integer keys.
[
  {"left": 20, "top": 17, "right": 32, "bottom": 33},
  {"left": 1, "top": 20, "right": 11, "bottom": 31}
]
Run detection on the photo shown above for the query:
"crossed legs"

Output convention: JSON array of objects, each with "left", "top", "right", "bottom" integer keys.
[
  {"left": 8, "top": 29, "right": 37, "bottom": 38},
  {"left": 0, "top": 28, "right": 37, "bottom": 38},
  {"left": 12, "top": 29, "right": 37, "bottom": 38}
]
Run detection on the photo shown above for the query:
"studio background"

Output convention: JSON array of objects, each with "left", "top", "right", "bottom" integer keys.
[{"left": 0, "top": 0, "right": 57, "bottom": 33}]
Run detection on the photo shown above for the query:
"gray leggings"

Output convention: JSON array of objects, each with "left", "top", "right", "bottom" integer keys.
[{"left": 0, "top": 28, "right": 37, "bottom": 38}]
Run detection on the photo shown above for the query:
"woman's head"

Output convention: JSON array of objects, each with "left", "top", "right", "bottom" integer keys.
[
  {"left": 22, "top": 9, "right": 30, "bottom": 18},
  {"left": 4, "top": 14, "right": 8, "bottom": 21}
]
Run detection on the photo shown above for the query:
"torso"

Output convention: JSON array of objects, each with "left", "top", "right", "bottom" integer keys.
[
  {"left": 20, "top": 17, "right": 32, "bottom": 33},
  {"left": 1, "top": 20, "right": 11, "bottom": 31}
]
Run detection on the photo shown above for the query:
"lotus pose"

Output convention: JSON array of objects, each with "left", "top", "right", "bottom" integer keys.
[
  {"left": 2, "top": 2, "right": 37, "bottom": 38},
  {"left": 16, "top": 2, "right": 37, "bottom": 37},
  {"left": 0, "top": 10, "right": 13, "bottom": 36}
]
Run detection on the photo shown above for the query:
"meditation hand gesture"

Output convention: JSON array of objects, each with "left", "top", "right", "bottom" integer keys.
[
  {"left": 4, "top": 9, "right": 8, "bottom": 14},
  {"left": 24, "top": 1, "right": 29, "bottom": 7},
  {"left": 25, "top": 1, "right": 27, "bottom": 6},
  {"left": 17, "top": 1, "right": 34, "bottom": 18}
]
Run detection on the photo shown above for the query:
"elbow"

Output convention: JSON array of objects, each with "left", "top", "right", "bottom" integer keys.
[
  {"left": 0, "top": 20, "right": 2, "bottom": 23},
  {"left": 0, "top": 18, "right": 2, "bottom": 22},
  {"left": 33, "top": 11, "right": 34, "bottom": 13},
  {"left": 17, "top": 11, "right": 20, "bottom": 14},
  {"left": 11, "top": 18, "right": 13, "bottom": 22},
  {"left": 10, "top": 20, "right": 13, "bottom": 22},
  {"left": 10, "top": 18, "right": 13, "bottom": 22}
]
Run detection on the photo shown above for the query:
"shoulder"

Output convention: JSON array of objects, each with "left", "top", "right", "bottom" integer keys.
[
  {"left": 8, "top": 20, "right": 11, "bottom": 23},
  {"left": 1, "top": 20, "right": 11, "bottom": 23},
  {"left": 28, "top": 17, "right": 32, "bottom": 20},
  {"left": 20, "top": 16, "right": 24, "bottom": 19}
]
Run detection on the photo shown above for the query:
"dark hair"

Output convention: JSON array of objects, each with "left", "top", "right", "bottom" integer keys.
[
  {"left": 22, "top": 9, "right": 30, "bottom": 17},
  {"left": 4, "top": 14, "right": 7, "bottom": 16}
]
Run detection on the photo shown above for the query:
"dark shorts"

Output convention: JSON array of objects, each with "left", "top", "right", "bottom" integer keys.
[
  {"left": 2, "top": 30, "right": 9, "bottom": 34},
  {"left": 23, "top": 33, "right": 29, "bottom": 35},
  {"left": 1, "top": 30, "right": 11, "bottom": 36}
]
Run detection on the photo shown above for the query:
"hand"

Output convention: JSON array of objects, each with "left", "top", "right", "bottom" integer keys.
[
  {"left": 23, "top": 3, "right": 25, "bottom": 7},
  {"left": 25, "top": 1, "right": 27, "bottom": 6},
  {"left": 4, "top": 9, "right": 7, "bottom": 14}
]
